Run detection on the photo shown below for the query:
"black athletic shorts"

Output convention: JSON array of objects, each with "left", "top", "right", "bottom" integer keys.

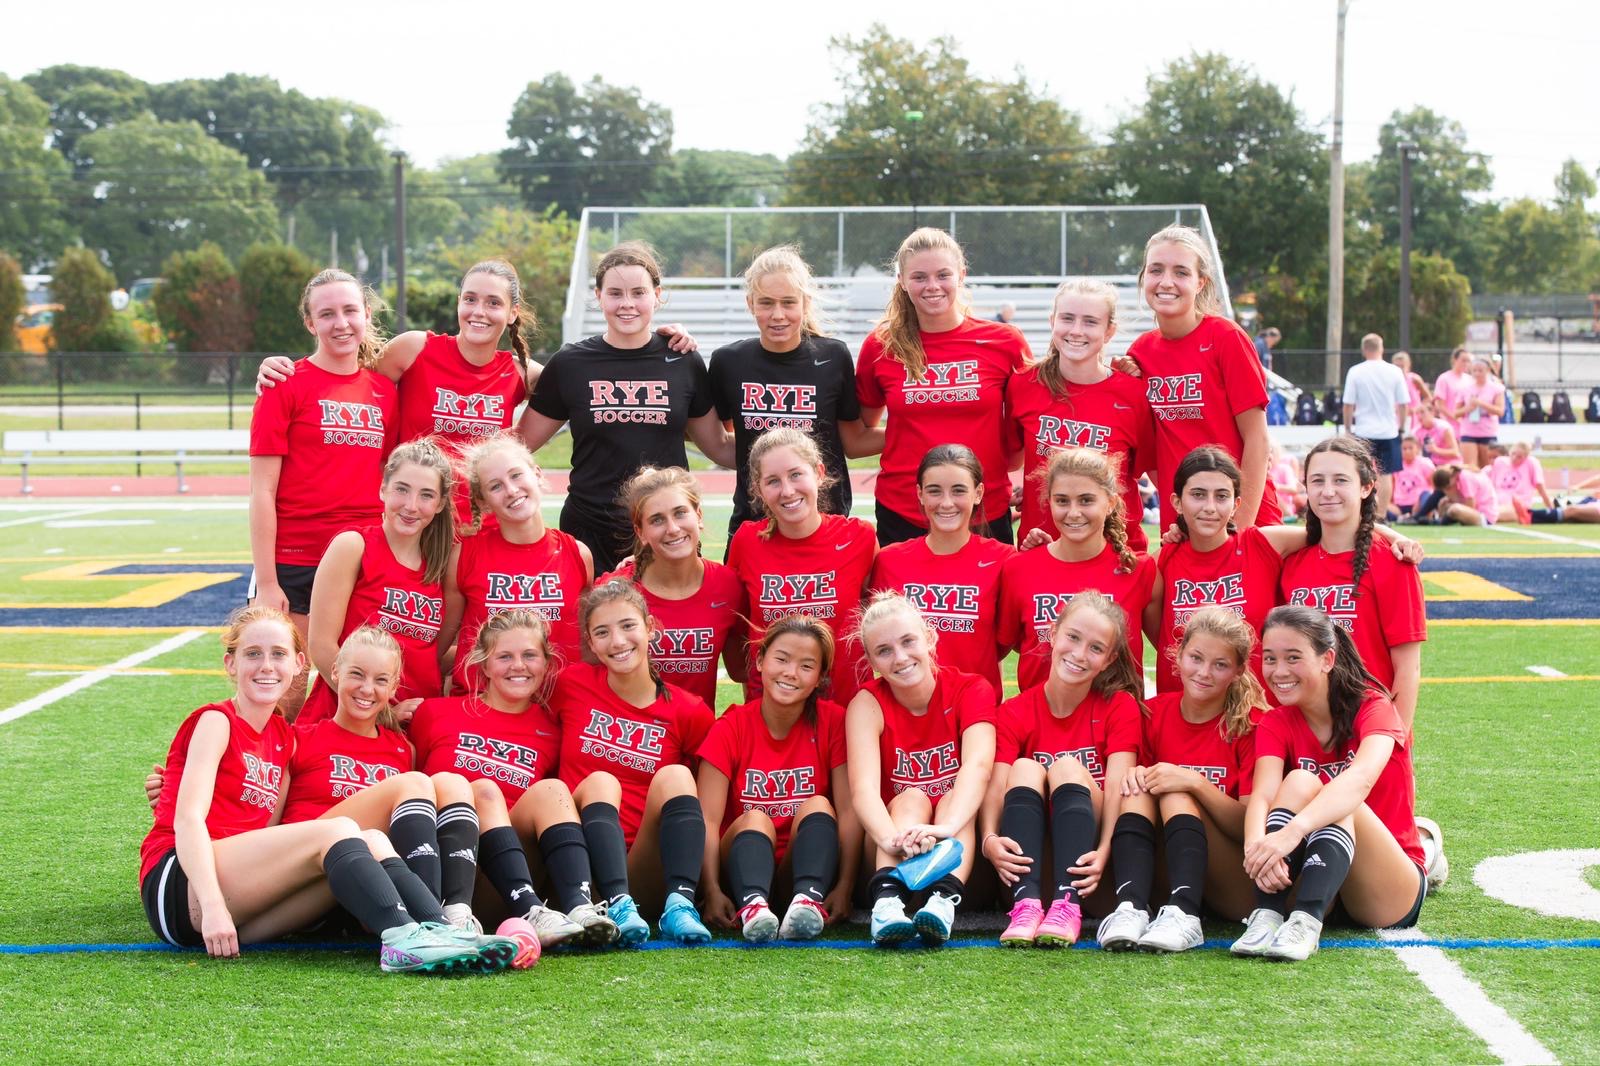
[
  {"left": 248, "top": 563, "right": 317, "bottom": 615},
  {"left": 1328, "top": 862, "right": 1426, "bottom": 930},
  {"left": 141, "top": 848, "right": 202, "bottom": 947},
  {"left": 559, "top": 497, "right": 631, "bottom": 575},
  {"left": 1359, "top": 435, "right": 1402, "bottom": 475},
  {"left": 874, "top": 501, "right": 1015, "bottom": 549}
]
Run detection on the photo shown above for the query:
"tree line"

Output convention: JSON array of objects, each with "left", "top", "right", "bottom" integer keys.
[{"left": 1, "top": 25, "right": 1596, "bottom": 357}]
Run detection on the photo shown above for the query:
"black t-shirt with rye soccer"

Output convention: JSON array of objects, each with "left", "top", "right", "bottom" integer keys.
[
  {"left": 528, "top": 332, "right": 714, "bottom": 521},
  {"left": 708, "top": 335, "right": 860, "bottom": 530}
]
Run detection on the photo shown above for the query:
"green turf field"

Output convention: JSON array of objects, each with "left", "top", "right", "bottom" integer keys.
[{"left": 2, "top": 497, "right": 1599, "bottom": 1063}]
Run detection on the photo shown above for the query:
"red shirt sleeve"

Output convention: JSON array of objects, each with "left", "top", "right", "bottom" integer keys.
[
  {"left": 1355, "top": 693, "right": 1407, "bottom": 746},
  {"left": 407, "top": 700, "right": 440, "bottom": 768},
  {"left": 953, "top": 673, "right": 998, "bottom": 731},
  {"left": 676, "top": 694, "right": 716, "bottom": 765},
  {"left": 994, "top": 695, "right": 1028, "bottom": 765},
  {"left": 1104, "top": 692, "right": 1142, "bottom": 756},
  {"left": 696, "top": 711, "right": 738, "bottom": 779},
  {"left": 1215, "top": 320, "right": 1271, "bottom": 419},
  {"left": 249, "top": 374, "right": 294, "bottom": 455},
  {"left": 1253, "top": 707, "right": 1293, "bottom": 765},
  {"left": 1234, "top": 728, "right": 1259, "bottom": 797},
  {"left": 855, "top": 335, "right": 887, "bottom": 409},
  {"left": 1376, "top": 552, "right": 1428, "bottom": 647},
  {"left": 819, "top": 700, "right": 849, "bottom": 770}
]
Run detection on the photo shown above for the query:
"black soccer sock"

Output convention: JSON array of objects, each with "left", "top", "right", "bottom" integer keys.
[
  {"left": 1530, "top": 508, "right": 1561, "bottom": 524},
  {"left": 928, "top": 873, "right": 964, "bottom": 897},
  {"left": 1162, "top": 814, "right": 1208, "bottom": 917},
  {"left": 1049, "top": 783, "right": 1097, "bottom": 905},
  {"left": 322, "top": 837, "right": 412, "bottom": 936},
  {"left": 999, "top": 786, "right": 1047, "bottom": 902},
  {"left": 1253, "top": 807, "right": 1303, "bottom": 914},
  {"left": 1291, "top": 825, "right": 1355, "bottom": 921},
  {"left": 1413, "top": 490, "right": 1444, "bottom": 522},
  {"left": 658, "top": 794, "right": 705, "bottom": 900},
  {"left": 580, "top": 802, "right": 631, "bottom": 901},
  {"left": 726, "top": 830, "right": 776, "bottom": 907},
  {"left": 789, "top": 812, "right": 839, "bottom": 903},
  {"left": 478, "top": 825, "right": 544, "bottom": 914},
  {"left": 379, "top": 856, "right": 447, "bottom": 925},
  {"left": 869, "top": 866, "right": 910, "bottom": 907},
  {"left": 388, "top": 797, "right": 441, "bottom": 899},
  {"left": 435, "top": 802, "right": 480, "bottom": 909},
  {"left": 538, "top": 820, "right": 596, "bottom": 913},
  {"left": 1110, "top": 812, "right": 1157, "bottom": 914}
]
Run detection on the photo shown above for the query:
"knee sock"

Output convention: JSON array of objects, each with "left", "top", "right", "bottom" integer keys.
[
  {"left": 1049, "top": 783, "right": 1096, "bottom": 905},
  {"left": 1530, "top": 508, "right": 1562, "bottom": 523},
  {"left": 999, "top": 786, "right": 1046, "bottom": 902},
  {"left": 658, "top": 794, "right": 705, "bottom": 901},
  {"left": 1162, "top": 814, "right": 1208, "bottom": 917},
  {"left": 478, "top": 825, "right": 544, "bottom": 914},
  {"left": 434, "top": 802, "right": 480, "bottom": 909},
  {"left": 538, "top": 821, "right": 596, "bottom": 912},
  {"left": 1110, "top": 812, "right": 1157, "bottom": 914},
  {"left": 868, "top": 866, "right": 910, "bottom": 909},
  {"left": 928, "top": 873, "right": 964, "bottom": 898},
  {"left": 725, "top": 830, "right": 776, "bottom": 907},
  {"left": 1253, "top": 807, "right": 1305, "bottom": 914},
  {"left": 388, "top": 798, "right": 441, "bottom": 899},
  {"left": 1413, "top": 490, "right": 1443, "bottom": 522},
  {"left": 789, "top": 812, "right": 839, "bottom": 904},
  {"left": 322, "top": 837, "right": 412, "bottom": 936},
  {"left": 1291, "top": 824, "right": 1355, "bottom": 921},
  {"left": 379, "top": 856, "right": 446, "bottom": 925},
  {"left": 580, "top": 802, "right": 630, "bottom": 901}
]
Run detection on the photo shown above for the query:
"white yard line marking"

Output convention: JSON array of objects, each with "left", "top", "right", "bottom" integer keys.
[
  {"left": 27, "top": 670, "right": 173, "bottom": 678},
  {"left": 1380, "top": 927, "right": 1558, "bottom": 1065},
  {"left": 1475, "top": 849, "right": 1600, "bottom": 922},
  {"left": 0, "top": 501, "right": 249, "bottom": 513},
  {"left": 0, "top": 629, "right": 207, "bottom": 727},
  {"left": 0, "top": 507, "right": 106, "bottom": 529},
  {"left": 1525, "top": 665, "right": 1567, "bottom": 678},
  {"left": 1487, "top": 525, "right": 1600, "bottom": 550}
]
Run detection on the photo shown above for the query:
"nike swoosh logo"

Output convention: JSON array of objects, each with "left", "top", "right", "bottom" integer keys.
[
  {"left": 1113, "top": 403, "right": 1131, "bottom": 410},
  {"left": 1116, "top": 880, "right": 1133, "bottom": 893},
  {"left": 813, "top": 359, "right": 829, "bottom": 367},
  {"left": 973, "top": 338, "right": 992, "bottom": 344},
  {"left": 835, "top": 543, "right": 854, "bottom": 551},
  {"left": 1199, "top": 344, "right": 1213, "bottom": 352},
  {"left": 665, "top": 356, "right": 684, "bottom": 363},
  {"left": 536, "top": 730, "right": 555, "bottom": 737},
  {"left": 978, "top": 560, "right": 997, "bottom": 568},
  {"left": 710, "top": 601, "right": 729, "bottom": 608}
]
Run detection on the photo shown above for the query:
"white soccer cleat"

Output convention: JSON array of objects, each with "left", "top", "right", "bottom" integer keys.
[
  {"left": 869, "top": 896, "right": 916, "bottom": 946},
  {"left": 1415, "top": 816, "right": 1450, "bottom": 889},
  {"left": 523, "top": 904, "right": 585, "bottom": 948},
  {"left": 1230, "top": 908, "right": 1286, "bottom": 958},
  {"left": 1138, "top": 904, "right": 1204, "bottom": 954},
  {"left": 442, "top": 902, "right": 483, "bottom": 936},
  {"left": 1096, "top": 900, "right": 1150, "bottom": 952},
  {"left": 777, "top": 894, "right": 827, "bottom": 940},
  {"left": 1262, "top": 910, "right": 1323, "bottom": 962}
]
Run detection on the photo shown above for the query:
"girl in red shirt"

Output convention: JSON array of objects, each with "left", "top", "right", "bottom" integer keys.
[
  {"left": 728, "top": 427, "right": 878, "bottom": 703},
  {"left": 139, "top": 606, "right": 508, "bottom": 974},
  {"left": 980, "top": 592, "right": 1143, "bottom": 948},
  {"left": 1099, "top": 608, "right": 1267, "bottom": 954},
  {"left": 298, "top": 439, "right": 453, "bottom": 726},
  {"left": 248, "top": 269, "right": 398, "bottom": 715},
  {"left": 1004, "top": 278, "right": 1154, "bottom": 552},
  {"left": 415, "top": 608, "right": 619, "bottom": 950},
  {"left": 998, "top": 448, "right": 1156, "bottom": 690},
  {"left": 1234, "top": 605, "right": 1427, "bottom": 961},
  {"left": 440, "top": 434, "right": 594, "bottom": 691},
  {"left": 696, "top": 615, "right": 861, "bottom": 942},
  {"left": 856, "top": 227, "right": 1029, "bottom": 546},
  {"left": 1124, "top": 225, "right": 1280, "bottom": 531},
  {"left": 604, "top": 466, "right": 746, "bottom": 707},
  {"left": 846, "top": 593, "right": 997, "bottom": 948},
  {"left": 548, "top": 579, "right": 717, "bottom": 945},
  {"left": 871, "top": 444, "right": 1015, "bottom": 694}
]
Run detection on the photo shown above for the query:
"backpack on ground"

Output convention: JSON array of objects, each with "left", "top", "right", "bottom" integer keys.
[
  {"left": 1321, "top": 388, "right": 1341, "bottom": 424},
  {"left": 1586, "top": 386, "right": 1600, "bottom": 423},
  {"left": 1549, "top": 390, "right": 1576, "bottom": 423},
  {"left": 1520, "top": 391, "right": 1546, "bottom": 423},
  {"left": 1294, "top": 392, "right": 1322, "bottom": 426}
]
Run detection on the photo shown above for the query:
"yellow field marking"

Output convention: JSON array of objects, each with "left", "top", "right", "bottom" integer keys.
[
  {"left": 1422, "top": 674, "right": 1600, "bottom": 684},
  {"left": 0, "top": 626, "right": 221, "bottom": 635},
  {"left": 1422, "top": 571, "right": 1534, "bottom": 602},
  {"left": 0, "top": 661, "right": 225, "bottom": 677},
  {"left": 2, "top": 560, "right": 242, "bottom": 609}
]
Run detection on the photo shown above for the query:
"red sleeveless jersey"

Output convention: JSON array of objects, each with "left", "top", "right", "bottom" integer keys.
[
  {"left": 451, "top": 525, "right": 588, "bottom": 694},
  {"left": 140, "top": 701, "right": 293, "bottom": 881},
  {"left": 280, "top": 717, "right": 413, "bottom": 823},
  {"left": 870, "top": 534, "right": 1014, "bottom": 694},
  {"left": 601, "top": 559, "right": 745, "bottom": 708},
  {"left": 409, "top": 695, "right": 562, "bottom": 806},
  {"left": 298, "top": 526, "right": 445, "bottom": 726}
]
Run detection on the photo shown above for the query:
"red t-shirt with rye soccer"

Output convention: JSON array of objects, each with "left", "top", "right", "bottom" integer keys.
[
  {"left": 996, "top": 544, "right": 1156, "bottom": 691},
  {"left": 1139, "top": 692, "right": 1257, "bottom": 799},
  {"left": 727, "top": 513, "right": 877, "bottom": 704},
  {"left": 602, "top": 559, "right": 746, "bottom": 709},
  {"left": 697, "top": 698, "right": 848, "bottom": 856},
  {"left": 280, "top": 717, "right": 413, "bottom": 824},
  {"left": 870, "top": 535, "right": 1014, "bottom": 695},
  {"left": 861, "top": 668, "right": 997, "bottom": 805},
  {"left": 1125, "top": 316, "right": 1281, "bottom": 530},
  {"left": 1277, "top": 544, "right": 1426, "bottom": 694},
  {"left": 450, "top": 525, "right": 589, "bottom": 694},
  {"left": 409, "top": 695, "right": 562, "bottom": 807},
  {"left": 250, "top": 360, "right": 398, "bottom": 565},
  {"left": 994, "top": 685, "right": 1141, "bottom": 789},
  {"left": 856, "top": 317, "right": 1029, "bottom": 526},
  {"left": 1153, "top": 526, "right": 1282, "bottom": 694}
]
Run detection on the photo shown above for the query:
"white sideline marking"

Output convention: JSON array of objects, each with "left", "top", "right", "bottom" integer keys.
[
  {"left": 1380, "top": 927, "right": 1558, "bottom": 1065},
  {"left": 0, "top": 501, "right": 248, "bottom": 513},
  {"left": 1525, "top": 665, "right": 1567, "bottom": 678},
  {"left": 44, "top": 519, "right": 154, "bottom": 528},
  {"left": 0, "top": 629, "right": 207, "bottom": 727},
  {"left": 28, "top": 670, "right": 173, "bottom": 678},
  {"left": 1475, "top": 849, "right": 1600, "bottom": 922},
  {"left": 0, "top": 507, "right": 105, "bottom": 528},
  {"left": 1488, "top": 525, "right": 1600, "bottom": 551}
]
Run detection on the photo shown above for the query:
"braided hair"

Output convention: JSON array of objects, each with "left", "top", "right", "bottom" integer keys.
[{"left": 1303, "top": 436, "right": 1379, "bottom": 595}]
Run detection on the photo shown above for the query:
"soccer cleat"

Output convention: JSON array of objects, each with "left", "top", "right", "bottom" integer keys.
[
  {"left": 379, "top": 921, "right": 482, "bottom": 975},
  {"left": 523, "top": 904, "right": 585, "bottom": 949},
  {"left": 869, "top": 896, "right": 916, "bottom": 947},
  {"left": 737, "top": 898, "right": 780, "bottom": 942},
  {"left": 494, "top": 916, "right": 542, "bottom": 970},
  {"left": 1138, "top": 905, "right": 1204, "bottom": 954},
  {"left": 913, "top": 891, "right": 959, "bottom": 947},
  {"left": 1034, "top": 897, "right": 1082, "bottom": 948},
  {"left": 893, "top": 838, "right": 964, "bottom": 891},
  {"left": 608, "top": 894, "right": 651, "bottom": 947},
  {"left": 999, "top": 897, "right": 1044, "bottom": 947},
  {"left": 1263, "top": 910, "right": 1323, "bottom": 962},
  {"left": 567, "top": 900, "right": 620, "bottom": 947},
  {"left": 442, "top": 902, "right": 483, "bottom": 936},
  {"left": 777, "top": 894, "right": 827, "bottom": 940},
  {"left": 659, "top": 891, "right": 712, "bottom": 944},
  {"left": 1231, "top": 908, "right": 1286, "bottom": 957},
  {"left": 1415, "top": 816, "right": 1450, "bottom": 889},
  {"left": 1096, "top": 900, "right": 1150, "bottom": 952}
]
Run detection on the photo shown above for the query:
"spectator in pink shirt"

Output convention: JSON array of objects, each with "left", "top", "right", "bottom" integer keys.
[
  {"left": 1392, "top": 436, "right": 1436, "bottom": 519},
  {"left": 1453, "top": 358, "right": 1505, "bottom": 469},
  {"left": 1414, "top": 400, "right": 1461, "bottom": 466},
  {"left": 1432, "top": 347, "right": 1473, "bottom": 437},
  {"left": 1392, "top": 351, "right": 1431, "bottom": 423},
  {"left": 1421, "top": 464, "right": 1498, "bottom": 526}
]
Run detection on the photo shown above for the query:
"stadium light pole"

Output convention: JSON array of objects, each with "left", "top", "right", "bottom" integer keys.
[
  {"left": 393, "top": 151, "right": 408, "bottom": 333},
  {"left": 1398, "top": 141, "right": 1416, "bottom": 354},
  {"left": 1325, "top": 0, "right": 1350, "bottom": 389},
  {"left": 904, "top": 109, "right": 925, "bottom": 229}
]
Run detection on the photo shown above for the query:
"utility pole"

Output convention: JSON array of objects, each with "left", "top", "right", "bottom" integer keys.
[
  {"left": 1398, "top": 142, "right": 1416, "bottom": 353},
  {"left": 1325, "top": 0, "right": 1350, "bottom": 388},
  {"left": 392, "top": 151, "right": 408, "bottom": 333},
  {"left": 904, "top": 110, "right": 924, "bottom": 230}
]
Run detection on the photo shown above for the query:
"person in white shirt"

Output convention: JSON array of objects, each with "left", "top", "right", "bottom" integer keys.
[{"left": 1343, "top": 333, "right": 1410, "bottom": 518}]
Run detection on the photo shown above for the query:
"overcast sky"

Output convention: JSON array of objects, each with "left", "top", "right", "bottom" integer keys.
[{"left": 6, "top": 0, "right": 1595, "bottom": 203}]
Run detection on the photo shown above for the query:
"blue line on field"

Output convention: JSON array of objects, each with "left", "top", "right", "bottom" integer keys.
[{"left": 6, "top": 936, "right": 1600, "bottom": 956}]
